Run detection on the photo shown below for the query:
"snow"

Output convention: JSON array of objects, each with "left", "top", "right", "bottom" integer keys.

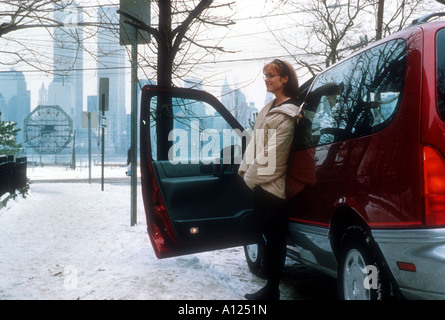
[{"left": 0, "top": 164, "right": 277, "bottom": 300}]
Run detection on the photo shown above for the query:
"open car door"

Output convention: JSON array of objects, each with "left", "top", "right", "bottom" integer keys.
[{"left": 140, "top": 85, "right": 256, "bottom": 259}]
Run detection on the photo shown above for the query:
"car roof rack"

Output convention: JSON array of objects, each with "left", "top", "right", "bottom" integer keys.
[{"left": 412, "top": 12, "right": 445, "bottom": 25}]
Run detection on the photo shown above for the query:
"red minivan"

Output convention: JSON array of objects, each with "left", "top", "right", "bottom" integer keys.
[{"left": 140, "top": 12, "right": 445, "bottom": 300}]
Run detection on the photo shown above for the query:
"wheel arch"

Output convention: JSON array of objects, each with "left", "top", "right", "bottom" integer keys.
[
  {"left": 329, "top": 206, "right": 371, "bottom": 259},
  {"left": 328, "top": 205, "right": 402, "bottom": 299}
]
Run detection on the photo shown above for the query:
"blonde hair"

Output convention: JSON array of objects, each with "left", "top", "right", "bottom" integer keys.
[{"left": 263, "top": 59, "right": 299, "bottom": 99}]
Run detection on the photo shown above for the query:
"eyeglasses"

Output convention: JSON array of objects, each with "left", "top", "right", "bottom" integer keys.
[{"left": 263, "top": 73, "right": 278, "bottom": 80}]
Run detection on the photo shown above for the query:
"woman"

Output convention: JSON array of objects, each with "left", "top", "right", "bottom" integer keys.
[{"left": 239, "top": 59, "right": 300, "bottom": 300}]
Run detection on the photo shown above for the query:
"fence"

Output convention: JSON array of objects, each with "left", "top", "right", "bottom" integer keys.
[{"left": 0, "top": 156, "right": 28, "bottom": 201}]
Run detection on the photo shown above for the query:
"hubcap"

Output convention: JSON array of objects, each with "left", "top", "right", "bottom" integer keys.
[{"left": 343, "top": 249, "right": 371, "bottom": 300}]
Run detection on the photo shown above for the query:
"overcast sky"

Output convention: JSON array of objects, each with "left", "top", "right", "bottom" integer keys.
[
  {"left": 0, "top": 0, "right": 296, "bottom": 112},
  {"left": 2, "top": 0, "right": 445, "bottom": 113}
]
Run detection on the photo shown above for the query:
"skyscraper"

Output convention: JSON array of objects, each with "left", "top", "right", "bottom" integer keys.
[
  {"left": 0, "top": 69, "right": 31, "bottom": 144},
  {"left": 47, "top": 2, "right": 83, "bottom": 132},
  {"left": 221, "top": 77, "right": 254, "bottom": 128},
  {"left": 97, "top": 6, "right": 127, "bottom": 154}
]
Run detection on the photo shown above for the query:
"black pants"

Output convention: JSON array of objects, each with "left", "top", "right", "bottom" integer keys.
[{"left": 253, "top": 186, "right": 289, "bottom": 286}]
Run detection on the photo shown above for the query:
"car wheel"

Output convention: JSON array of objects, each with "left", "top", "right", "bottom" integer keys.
[
  {"left": 338, "top": 227, "right": 391, "bottom": 300},
  {"left": 243, "top": 243, "right": 266, "bottom": 278}
]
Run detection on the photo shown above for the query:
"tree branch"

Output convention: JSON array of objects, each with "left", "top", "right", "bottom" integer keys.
[{"left": 171, "top": 0, "right": 213, "bottom": 54}]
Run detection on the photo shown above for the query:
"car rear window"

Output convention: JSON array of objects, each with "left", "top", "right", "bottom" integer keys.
[{"left": 437, "top": 28, "right": 445, "bottom": 122}]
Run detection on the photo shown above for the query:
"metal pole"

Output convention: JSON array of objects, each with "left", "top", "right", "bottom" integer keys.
[
  {"left": 72, "top": 130, "right": 76, "bottom": 170},
  {"left": 88, "top": 112, "right": 92, "bottom": 184},
  {"left": 101, "top": 95, "right": 105, "bottom": 191},
  {"left": 130, "top": 26, "right": 138, "bottom": 226}
]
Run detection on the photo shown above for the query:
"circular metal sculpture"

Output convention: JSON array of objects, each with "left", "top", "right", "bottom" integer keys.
[{"left": 24, "top": 105, "right": 73, "bottom": 155}]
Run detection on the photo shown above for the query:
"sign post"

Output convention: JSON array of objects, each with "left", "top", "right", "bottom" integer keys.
[
  {"left": 99, "top": 77, "right": 109, "bottom": 191},
  {"left": 119, "top": 0, "right": 150, "bottom": 226},
  {"left": 130, "top": 26, "right": 138, "bottom": 226},
  {"left": 88, "top": 113, "right": 91, "bottom": 184},
  {"left": 82, "top": 111, "right": 98, "bottom": 184}
]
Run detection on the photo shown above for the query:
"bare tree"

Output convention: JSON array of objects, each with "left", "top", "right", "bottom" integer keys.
[
  {"left": 0, "top": 1, "right": 76, "bottom": 36},
  {"left": 376, "top": 0, "right": 426, "bottom": 38},
  {"left": 118, "top": 0, "right": 236, "bottom": 159},
  {"left": 118, "top": 0, "right": 235, "bottom": 88},
  {"left": 267, "top": 0, "right": 374, "bottom": 77},
  {"left": 0, "top": 0, "right": 236, "bottom": 88},
  {"left": 269, "top": 0, "right": 435, "bottom": 78},
  {"left": 0, "top": 1, "right": 79, "bottom": 72}
]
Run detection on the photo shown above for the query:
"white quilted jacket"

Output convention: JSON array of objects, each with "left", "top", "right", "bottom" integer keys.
[{"left": 239, "top": 99, "right": 299, "bottom": 199}]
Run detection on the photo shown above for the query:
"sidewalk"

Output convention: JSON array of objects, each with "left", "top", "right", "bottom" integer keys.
[
  {"left": 0, "top": 166, "right": 264, "bottom": 300},
  {"left": 0, "top": 166, "right": 333, "bottom": 300}
]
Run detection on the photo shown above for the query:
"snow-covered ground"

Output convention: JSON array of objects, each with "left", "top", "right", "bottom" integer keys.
[{"left": 0, "top": 164, "right": 308, "bottom": 300}]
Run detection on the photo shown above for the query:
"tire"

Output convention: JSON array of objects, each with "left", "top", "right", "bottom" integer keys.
[
  {"left": 243, "top": 243, "right": 266, "bottom": 278},
  {"left": 337, "top": 227, "right": 392, "bottom": 300}
]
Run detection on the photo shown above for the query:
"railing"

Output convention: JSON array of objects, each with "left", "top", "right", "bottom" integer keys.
[{"left": 0, "top": 156, "right": 28, "bottom": 204}]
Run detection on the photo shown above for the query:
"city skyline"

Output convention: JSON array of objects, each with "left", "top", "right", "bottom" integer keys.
[{"left": 0, "top": 2, "right": 269, "bottom": 157}]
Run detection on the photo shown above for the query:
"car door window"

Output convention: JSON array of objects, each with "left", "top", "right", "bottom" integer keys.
[
  {"left": 148, "top": 95, "right": 243, "bottom": 165},
  {"left": 303, "top": 39, "right": 407, "bottom": 147}
]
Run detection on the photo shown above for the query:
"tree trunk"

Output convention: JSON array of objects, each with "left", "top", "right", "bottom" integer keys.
[
  {"left": 156, "top": 0, "right": 173, "bottom": 160},
  {"left": 158, "top": 0, "right": 173, "bottom": 88},
  {"left": 376, "top": 0, "right": 384, "bottom": 40}
]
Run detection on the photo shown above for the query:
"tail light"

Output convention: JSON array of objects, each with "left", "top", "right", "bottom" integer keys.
[{"left": 423, "top": 145, "right": 445, "bottom": 226}]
